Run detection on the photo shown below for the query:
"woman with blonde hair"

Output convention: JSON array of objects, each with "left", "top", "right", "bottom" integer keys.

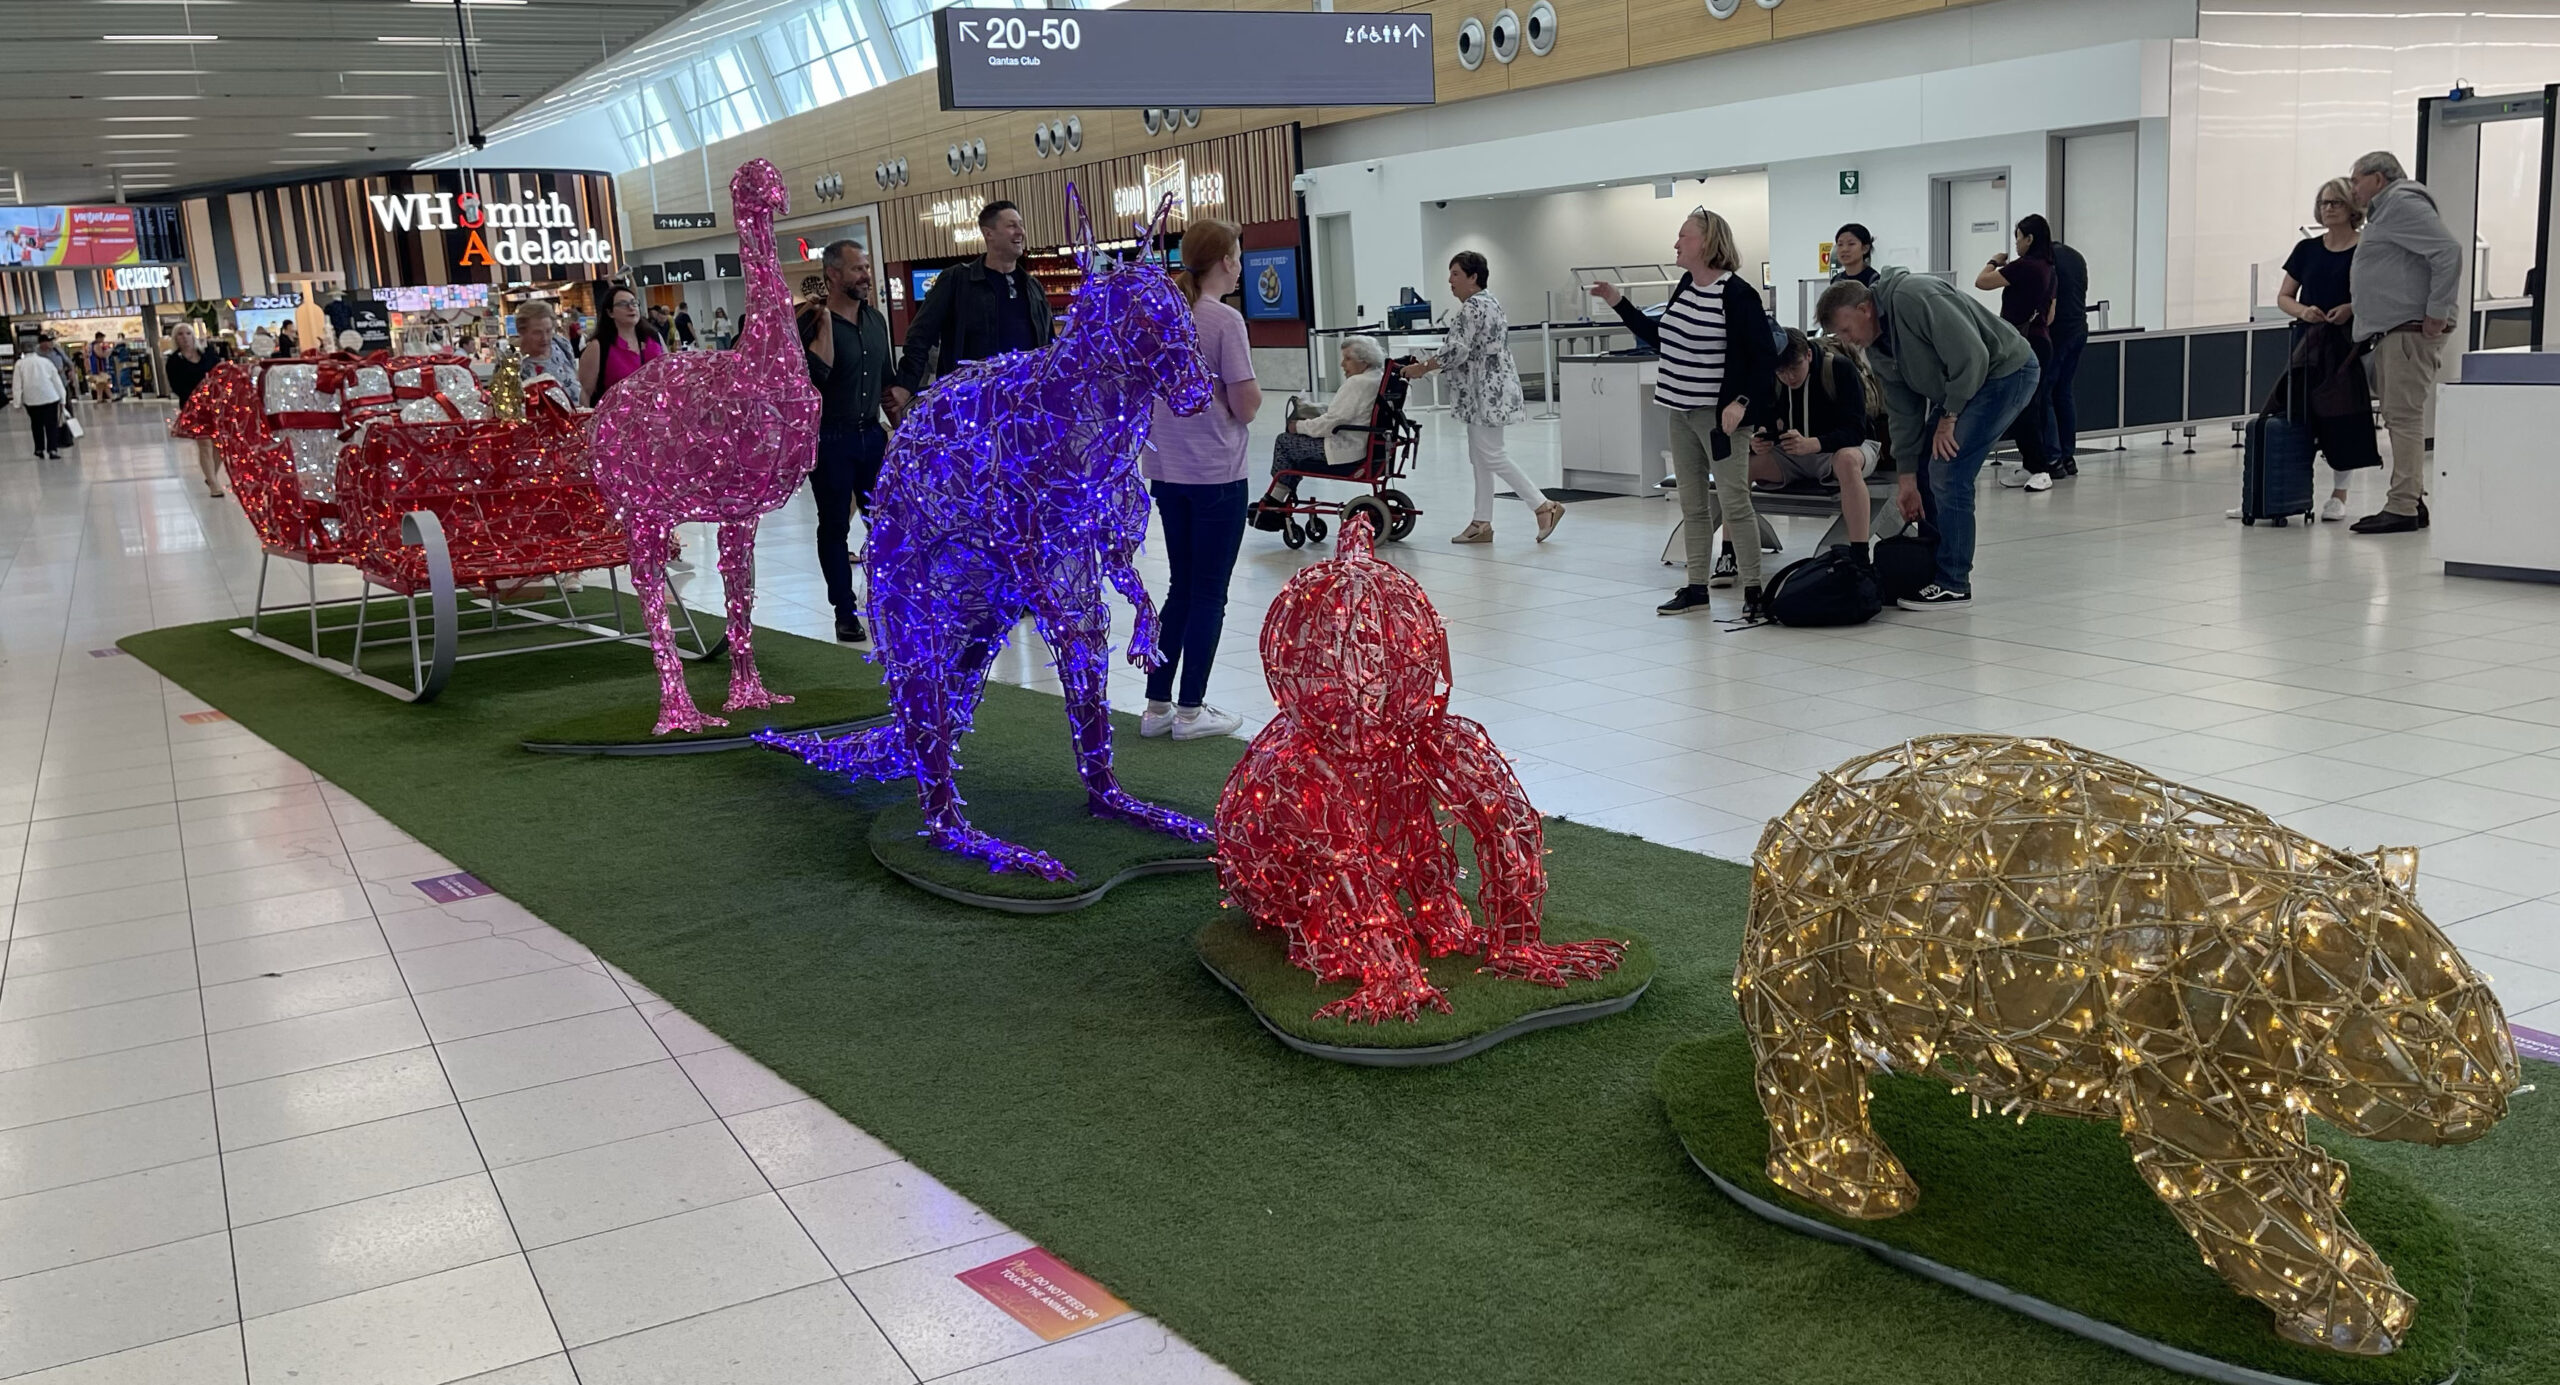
[
  {"left": 2276, "top": 176, "right": 2367, "bottom": 521},
  {"left": 163, "top": 321, "right": 224, "bottom": 495},
  {"left": 1406, "top": 251, "right": 1560, "bottom": 544},
  {"left": 1138, "top": 219, "right": 1261, "bottom": 742},
  {"left": 1591, "top": 206, "right": 1778, "bottom": 616}
]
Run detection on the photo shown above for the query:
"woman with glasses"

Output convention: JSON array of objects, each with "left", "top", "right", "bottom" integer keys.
[{"left": 2277, "top": 178, "right": 2364, "bottom": 521}]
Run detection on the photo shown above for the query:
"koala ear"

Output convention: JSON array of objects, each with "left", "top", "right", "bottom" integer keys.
[{"left": 2366, "top": 846, "right": 2419, "bottom": 893}]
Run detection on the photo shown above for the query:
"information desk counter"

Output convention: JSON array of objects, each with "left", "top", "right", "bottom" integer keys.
[
  {"left": 2434, "top": 351, "right": 2560, "bottom": 583},
  {"left": 1556, "top": 353, "right": 1672, "bottom": 497}
]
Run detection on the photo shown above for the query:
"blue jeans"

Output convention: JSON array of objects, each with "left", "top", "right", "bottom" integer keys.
[
  {"left": 2047, "top": 327, "right": 2087, "bottom": 460},
  {"left": 1913, "top": 361, "right": 2038, "bottom": 594},
  {"left": 1146, "top": 479, "right": 1248, "bottom": 706},
  {"left": 810, "top": 425, "right": 887, "bottom": 618}
]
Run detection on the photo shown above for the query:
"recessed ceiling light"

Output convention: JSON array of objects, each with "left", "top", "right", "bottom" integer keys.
[
  {"left": 104, "top": 132, "right": 188, "bottom": 139},
  {"left": 295, "top": 131, "right": 372, "bottom": 137},
  {"left": 103, "top": 94, "right": 201, "bottom": 101},
  {"left": 100, "top": 69, "right": 205, "bottom": 75},
  {"left": 406, "top": 0, "right": 526, "bottom": 5},
  {"left": 99, "top": 1, "right": 234, "bottom": 6},
  {"left": 377, "top": 35, "right": 468, "bottom": 44},
  {"left": 100, "top": 34, "right": 219, "bottom": 43},
  {"left": 107, "top": 161, "right": 177, "bottom": 168},
  {"left": 103, "top": 115, "right": 196, "bottom": 122},
  {"left": 272, "top": 158, "right": 343, "bottom": 165},
  {"left": 325, "top": 94, "right": 420, "bottom": 100},
  {"left": 341, "top": 70, "right": 439, "bottom": 77}
]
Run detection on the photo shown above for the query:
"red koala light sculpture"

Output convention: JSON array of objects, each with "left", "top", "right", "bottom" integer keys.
[{"left": 1213, "top": 514, "right": 1625, "bottom": 1024}]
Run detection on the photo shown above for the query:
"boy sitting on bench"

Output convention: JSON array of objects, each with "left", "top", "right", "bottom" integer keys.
[{"left": 1750, "top": 328, "right": 1881, "bottom": 549}]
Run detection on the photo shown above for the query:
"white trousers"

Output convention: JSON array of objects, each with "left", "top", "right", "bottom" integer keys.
[{"left": 1467, "top": 422, "right": 1548, "bottom": 524}]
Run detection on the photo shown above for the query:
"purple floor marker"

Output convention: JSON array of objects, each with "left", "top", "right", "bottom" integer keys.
[
  {"left": 412, "top": 872, "right": 493, "bottom": 904},
  {"left": 2513, "top": 1024, "right": 2560, "bottom": 1065}
]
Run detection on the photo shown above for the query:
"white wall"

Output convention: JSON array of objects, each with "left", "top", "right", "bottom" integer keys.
[
  {"left": 1417, "top": 174, "right": 1769, "bottom": 323},
  {"left": 2166, "top": 0, "right": 2560, "bottom": 326},
  {"left": 1300, "top": 11, "right": 2184, "bottom": 334},
  {"left": 413, "top": 106, "right": 627, "bottom": 180}
]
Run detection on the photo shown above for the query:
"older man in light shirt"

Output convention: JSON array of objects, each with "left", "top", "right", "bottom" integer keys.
[{"left": 512, "top": 300, "right": 583, "bottom": 409}]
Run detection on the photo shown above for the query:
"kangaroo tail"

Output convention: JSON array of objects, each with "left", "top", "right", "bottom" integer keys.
[{"left": 755, "top": 724, "right": 909, "bottom": 782}]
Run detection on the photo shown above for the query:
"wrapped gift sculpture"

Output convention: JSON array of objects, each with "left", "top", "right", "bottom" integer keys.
[
  {"left": 1213, "top": 514, "right": 1626, "bottom": 1024},
  {"left": 1737, "top": 735, "right": 2521, "bottom": 1354}
]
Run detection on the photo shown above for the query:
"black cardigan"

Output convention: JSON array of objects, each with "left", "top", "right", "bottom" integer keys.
[{"left": 1608, "top": 271, "right": 1778, "bottom": 459}]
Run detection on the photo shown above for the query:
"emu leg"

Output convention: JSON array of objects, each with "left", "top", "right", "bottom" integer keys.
[
  {"left": 716, "top": 519, "right": 790, "bottom": 712},
  {"left": 633, "top": 525, "right": 722, "bottom": 734}
]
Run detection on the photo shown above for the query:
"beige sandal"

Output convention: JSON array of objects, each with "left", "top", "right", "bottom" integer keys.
[
  {"left": 1534, "top": 500, "right": 1565, "bottom": 542},
  {"left": 1450, "top": 521, "right": 1493, "bottom": 544}
]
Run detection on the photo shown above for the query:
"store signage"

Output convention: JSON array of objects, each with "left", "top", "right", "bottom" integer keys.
[
  {"left": 1240, "top": 246, "right": 1301, "bottom": 322},
  {"left": 238, "top": 293, "right": 303, "bottom": 310},
  {"left": 1838, "top": 170, "right": 1860, "bottom": 195},
  {"left": 652, "top": 211, "right": 717, "bottom": 231},
  {"left": 932, "top": 8, "right": 1432, "bottom": 109},
  {"left": 922, "top": 197, "right": 986, "bottom": 249},
  {"left": 366, "top": 189, "right": 615, "bottom": 271},
  {"left": 105, "top": 265, "right": 173, "bottom": 292},
  {"left": 662, "top": 259, "right": 705, "bottom": 283},
  {"left": 1110, "top": 160, "right": 1228, "bottom": 222}
]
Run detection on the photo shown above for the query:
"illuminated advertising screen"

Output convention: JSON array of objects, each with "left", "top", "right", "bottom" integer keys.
[{"left": 0, "top": 205, "right": 182, "bottom": 268}]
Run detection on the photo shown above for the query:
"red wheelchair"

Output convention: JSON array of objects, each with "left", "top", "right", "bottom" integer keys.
[{"left": 1249, "top": 358, "right": 1423, "bottom": 548}]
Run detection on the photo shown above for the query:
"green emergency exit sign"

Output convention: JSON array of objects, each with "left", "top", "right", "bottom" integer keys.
[{"left": 1839, "top": 170, "right": 1860, "bottom": 195}]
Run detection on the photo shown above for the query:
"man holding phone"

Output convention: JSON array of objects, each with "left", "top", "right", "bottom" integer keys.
[{"left": 1816, "top": 270, "right": 2036, "bottom": 611}]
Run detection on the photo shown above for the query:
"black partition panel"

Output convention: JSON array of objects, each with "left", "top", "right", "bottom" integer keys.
[
  {"left": 2122, "top": 335, "right": 2188, "bottom": 427},
  {"left": 2073, "top": 337, "right": 2122, "bottom": 433},
  {"left": 2249, "top": 324, "right": 2292, "bottom": 410},
  {"left": 2186, "top": 331, "right": 2249, "bottom": 420}
]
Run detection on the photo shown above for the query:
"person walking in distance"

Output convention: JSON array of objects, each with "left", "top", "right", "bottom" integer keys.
[
  {"left": 887, "top": 201, "right": 1054, "bottom": 410},
  {"left": 1817, "top": 271, "right": 2038, "bottom": 611},
  {"left": 1403, "top": 251, "right": 1561, "bottom": 546},
  {"left": 1975, "top": 214, "right": 2063, "bottom": 490},
  {"left": 799, "top": 239, "right": 894, "bottom": 644},
  {"left": 1139, "top": 219, "right": 1261, "bottom": 742},
  {"left": 1591, "top": 208, "right": 1776, "bottom": 615},
  {"left": 2046, "top": 230, "right": 2091, "bottom": 471},
  {"left": 15, "top": 339, "right": 67, "bottom": 460},
  {"left": 2344, "top": 150, "right": 2461, "bottom": 534},
  {"left": 163, "top": 322, "right": 223, "bottom": 494}
]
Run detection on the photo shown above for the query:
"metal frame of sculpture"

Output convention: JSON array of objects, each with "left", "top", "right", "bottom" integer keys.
[
  {"left": 761, "top": 188, "right": 1211, "bottom": 880},
  {"left": 1213, "top": 514, "right": 1627, "bottom": 1023},
  {"left": 590, "top": 156, "right": 821, "bottom": 734},
  {"left": 1736, "top": 735, "right": 2521, "bottom": 1355}
]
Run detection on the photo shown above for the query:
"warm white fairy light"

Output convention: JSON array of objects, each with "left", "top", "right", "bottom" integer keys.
[{"left": 1734, "top": 735, "right": 2522, "bottom": 1357}]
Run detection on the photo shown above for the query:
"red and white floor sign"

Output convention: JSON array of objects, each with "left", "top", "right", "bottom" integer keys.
[{"left": 955, "top": 1247, "right": 1130, "bottom": 1342}]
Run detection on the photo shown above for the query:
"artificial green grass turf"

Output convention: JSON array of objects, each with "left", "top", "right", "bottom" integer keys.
[
  {"left": 1662, "top": 1031, "right": 2473, "bottom": 1384},
  {"left": 870, "top": 785, "right": 1214, "bottom": 902},
  {"left": 118, "top": 614, "right": 2560, "bottom": 1385},
  {"left": 1195, "top": 914, "right": 1656, "bottom": 1050}
]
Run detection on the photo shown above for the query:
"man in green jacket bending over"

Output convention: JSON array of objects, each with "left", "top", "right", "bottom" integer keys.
[{"left": 1817, "top": 269, "right": 2037, "bottom": 611}]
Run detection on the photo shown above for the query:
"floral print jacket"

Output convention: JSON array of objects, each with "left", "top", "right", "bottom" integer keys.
[{"left": 1438, "top": 292, "right": 1526, "bottom": 428}]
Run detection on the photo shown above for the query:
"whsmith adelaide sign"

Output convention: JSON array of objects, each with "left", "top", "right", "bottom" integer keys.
[{"left": 367, "top": 187, "right": 616, "bottom": 272}]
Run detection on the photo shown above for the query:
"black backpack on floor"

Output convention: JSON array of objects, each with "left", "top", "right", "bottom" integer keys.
[
  {"left": 1871, "top": 521, "right": 1936, "bottom": 603},
  {"left": 1762, "top": 546, "right": 1880, "bottom": 627}
]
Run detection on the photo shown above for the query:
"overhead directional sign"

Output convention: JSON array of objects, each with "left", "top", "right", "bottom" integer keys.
[{"left": 933, "top": 8, "right": 1433, "bottom": 110}]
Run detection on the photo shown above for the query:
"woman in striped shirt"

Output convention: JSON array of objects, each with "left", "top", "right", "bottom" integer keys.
[{"left": 1593, "top": 208, "right": 1778, "bottom": 616}]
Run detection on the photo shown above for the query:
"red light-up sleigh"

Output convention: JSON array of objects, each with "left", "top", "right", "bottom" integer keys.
[{"left": 178, "top": 353, "right": 719, "bottom": 702}]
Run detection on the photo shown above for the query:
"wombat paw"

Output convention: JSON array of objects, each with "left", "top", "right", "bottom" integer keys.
[{"left": 1767, "top": 1141, "right": 1918, "bottom": 1221}]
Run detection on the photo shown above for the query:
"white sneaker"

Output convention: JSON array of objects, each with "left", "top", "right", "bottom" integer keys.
[
  {"left": 2225, "top": 506, "right": 2243, "bottom": 520},
  {"left": 2023, "top": 471, "right": 2054, "bottom": 492},
  {"left": 1171, "top": 704, "right": 1243, "bottom": 741},
  {"left": 1138, "top": 701, "right": 1177, "bottom": 738},
  {"left": 2321, "top": 496, "right": 2348, "bottom": 522}
]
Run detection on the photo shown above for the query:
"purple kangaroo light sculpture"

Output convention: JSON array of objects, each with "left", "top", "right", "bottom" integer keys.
[{"left": 759, "top": 190, "right": 1214, "bottom": 880}]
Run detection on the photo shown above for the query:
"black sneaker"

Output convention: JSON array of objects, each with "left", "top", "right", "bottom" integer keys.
[
  {"left": 1657, "top": 585, "right": 1715, "bottom": 616},
  {"left": 1896, "top": 584, "right": 1972, "bottom": 612},
  {"left": 1709, "top": 548, "right": 1739, "bottom": 589},
  {"left": 1741, "top": 585, "right": 1767, "bottom": 621},
  {"left": 2350, "top": 509, "right": 2422, "bottom": 534},
  {"left": 835, "top": 613, "right": 868, "bottom": 643}
]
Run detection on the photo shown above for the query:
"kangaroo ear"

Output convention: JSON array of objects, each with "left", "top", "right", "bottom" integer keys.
[
  {"left": 1149, "top": 192, "right": 1177, "bottom": 250},
  {"left": 1063, "top": 184, "right": 1093, "bottom": 273},
  {"left": 2366, "top": 846, "right": 2418, "bottom": 893}
]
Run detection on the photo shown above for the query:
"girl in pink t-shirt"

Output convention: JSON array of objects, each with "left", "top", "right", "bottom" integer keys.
[{"left": 1138, "top": 221, "right": 1261, "bottom": 742}]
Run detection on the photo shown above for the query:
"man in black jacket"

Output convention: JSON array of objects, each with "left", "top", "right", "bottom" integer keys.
[
  {"left": 886, "top": 200, "right": 1053, "bottom": 415},
  {"left": 801, "top": 239, "right": 895, "bottom": 645},
  {"left": 1750, "top": 331, "right": 1877, "bottom": 549}
]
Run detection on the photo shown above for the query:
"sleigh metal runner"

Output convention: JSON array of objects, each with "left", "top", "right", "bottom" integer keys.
[{"left": 179, "top": 353, "right": 720, "bottom": 702}]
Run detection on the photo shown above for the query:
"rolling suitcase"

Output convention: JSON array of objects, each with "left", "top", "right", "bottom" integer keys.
[{"left": 2240, "top": 372, "right": 2315, "bottom": 527}]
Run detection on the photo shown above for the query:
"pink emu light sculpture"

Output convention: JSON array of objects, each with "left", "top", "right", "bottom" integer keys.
[{"left": 589, "top": 157, "right": 821, "bottom": 733}]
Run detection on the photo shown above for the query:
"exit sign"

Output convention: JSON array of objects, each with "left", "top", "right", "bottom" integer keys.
[{"left": 1838, "top": 170, "right": 1860, "bottom": 195}]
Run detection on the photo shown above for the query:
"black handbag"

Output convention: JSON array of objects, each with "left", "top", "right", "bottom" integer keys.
[{"left": 1871, "top": 521, "right": 1936, "bottom": 602}]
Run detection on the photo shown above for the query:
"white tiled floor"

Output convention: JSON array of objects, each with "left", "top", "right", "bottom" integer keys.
[{"left": 6, "top": 397, "right": 2560, "bottom": 1382}]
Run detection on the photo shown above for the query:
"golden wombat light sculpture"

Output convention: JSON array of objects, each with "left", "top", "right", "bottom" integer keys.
[{"left": 1737, "top": 736, "right": 2519, "bottom": 1355}]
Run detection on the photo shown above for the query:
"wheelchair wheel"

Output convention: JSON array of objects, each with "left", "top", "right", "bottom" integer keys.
[
  {"left": 1376, "top": 489, "right": 1418, "bottom": 542},
  {"left": 1281, "top": 517, "right": 1307, "bottom": 549},
  {"left": 1342, "top": 495, "right": 1391, "bottom": 542},
  {"left": 1305, "top": 516, "right": 1329, "bottom": 545}
]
